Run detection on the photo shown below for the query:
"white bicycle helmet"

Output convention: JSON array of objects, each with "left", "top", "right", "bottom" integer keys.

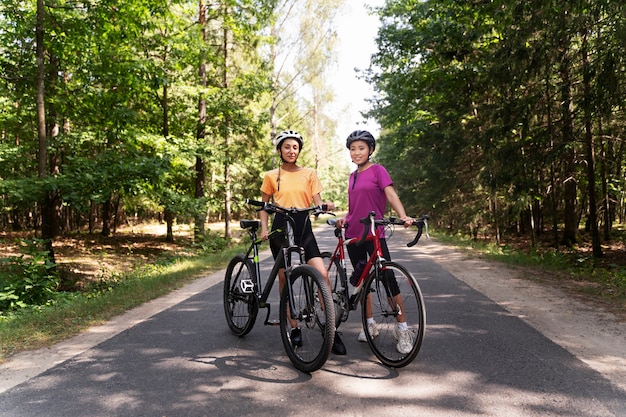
[{"left": 275, "top": 130, "right": 304, "bottom": 150}]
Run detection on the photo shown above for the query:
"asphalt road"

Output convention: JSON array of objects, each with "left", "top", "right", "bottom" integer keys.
[{"left": 0, "top": 225, "right": 624, "bottom": 417}]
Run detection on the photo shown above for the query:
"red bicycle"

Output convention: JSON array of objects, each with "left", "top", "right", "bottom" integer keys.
[{"left": 322, "top": 211, "right": 429, "bottom": 367}]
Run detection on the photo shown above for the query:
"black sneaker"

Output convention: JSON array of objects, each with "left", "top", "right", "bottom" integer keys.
[
  {"left": 332, "top": 331, "right": 347, "bottom": 355},
  {"left": 290, "top": 328, "right": 302, "bottom": 348}
]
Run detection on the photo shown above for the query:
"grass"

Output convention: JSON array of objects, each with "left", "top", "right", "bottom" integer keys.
[
  {"left": 434, "top": 231, "right": 626, "bottom": 317},
  {"left": 0, "top": 240, "right": 246, "bottom": 363}
]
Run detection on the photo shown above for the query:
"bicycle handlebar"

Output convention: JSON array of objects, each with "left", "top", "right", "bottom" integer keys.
[
  {"left": 356, "top": 211, "right": 429, "bottom": 247},
  {"left": 407, "top": 216, "right": 429, "bottom": 247},
  {"left": 245, "top": 198, "right": 332, "bottom": 217}
]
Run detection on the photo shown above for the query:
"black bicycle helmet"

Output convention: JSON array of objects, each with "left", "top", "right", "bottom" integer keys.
[
  {"left": 275, "top": 130, "right": 304, "bottom": 150},
  {"left": 346, "top": 130, "right": 376, "bottom": 151}
]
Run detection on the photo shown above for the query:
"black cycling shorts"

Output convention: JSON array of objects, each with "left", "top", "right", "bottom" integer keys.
[{"left": 269, "top": 212, "right": 321, "bottom": 268}]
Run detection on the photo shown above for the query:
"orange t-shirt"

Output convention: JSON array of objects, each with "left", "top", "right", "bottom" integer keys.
[{"left": 261, "top": 167, "right": 323, "bottom": 208}]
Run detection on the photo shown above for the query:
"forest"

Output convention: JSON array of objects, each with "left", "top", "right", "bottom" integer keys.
[
  {"left": 1, "top": 0, "right": 626, "bottom": 310},
  {"left": 0, "top": 0, "right": 349, "bottom": 241},
  {"left": 370, "top": 0, "right": 626, "bottom": 257}
]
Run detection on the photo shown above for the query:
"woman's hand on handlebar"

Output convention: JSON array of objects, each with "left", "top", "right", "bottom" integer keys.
[
  {"left": 322, "top": 201, "right": 335, "bottom": 211},
  {"left": 335, "top": 217, "right": 346, "bottom": 229},
  {"left": 399, "top": 216, "right": 414, "bottom": 228}
]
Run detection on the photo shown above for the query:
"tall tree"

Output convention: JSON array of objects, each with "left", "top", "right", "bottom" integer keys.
[
  {"left": 195, "top": 0, "right": 208, "bottom": 240},
  {"left": 268, "top": 0, "right": 346, "bottom": 205},
  {"left": 35, "top": 0, "right": 57, "bottom": 261}
]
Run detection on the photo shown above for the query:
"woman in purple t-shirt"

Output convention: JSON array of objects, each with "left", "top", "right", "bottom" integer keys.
[{"left": 335, "top": 130, "right": 415, "bottom": 354}]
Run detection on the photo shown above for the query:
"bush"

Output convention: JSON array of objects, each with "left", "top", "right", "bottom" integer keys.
[
  {"left": 0, "top": 239, "right": 59, "bottom": 312},
  {"left": 194, "top": 230, "right": 230, "bottom": 253}
]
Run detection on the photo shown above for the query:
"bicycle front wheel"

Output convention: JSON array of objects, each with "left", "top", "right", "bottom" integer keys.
[
  {"left": 321, "top": 251, "right": 349, "bottom": 328},
  {"left": 279, "top": 265, "right": 335, "bottom": 373},
  {"left": 223, "top": 254, "right": 258, "bottom": 336},
  {"left": 361, "top": 261, "right": 425, "bottom": 368}
]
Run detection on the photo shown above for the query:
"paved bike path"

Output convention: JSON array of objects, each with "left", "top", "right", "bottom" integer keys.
[{"left": 0, "top": 226, "right": 624, "bottom": 416}]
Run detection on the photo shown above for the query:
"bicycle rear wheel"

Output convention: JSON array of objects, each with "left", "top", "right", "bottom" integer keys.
[
  {"left": 223, "top": 254, "right": 259, "bottom": 336},
  {"left": 321, "top": 251, "right": 349, "bottom": 328},
  {"left": 361, "top": 261, "right": 425, "bottom": 368},
  {"left": 279, "top": 265, "right": 335, "bottom": 373}
]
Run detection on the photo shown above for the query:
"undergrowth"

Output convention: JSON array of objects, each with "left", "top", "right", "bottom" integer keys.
[
  {"left": 0, "top": 233, "right": 246, "bottom": 363},
  {"left": 435, "top": 231, "right": 626, "bottom": 312}
]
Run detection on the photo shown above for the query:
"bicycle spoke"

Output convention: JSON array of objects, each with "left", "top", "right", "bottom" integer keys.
[
  {"left": 223, "top": 254, "right": 258, "bottom": 336},
  {"left": 363, "top": 261, "right": 425, "bottom": 367},
  {"left": 280, "top": 265, "right": 334, "bottom": 373},
  {"left": 321, "top": 252, "right": 349, "bottom": 328}
]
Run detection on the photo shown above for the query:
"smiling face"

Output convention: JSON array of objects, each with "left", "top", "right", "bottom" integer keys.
[
  {"left": 349, "top": 140, "right": 372, "bottom": 166},
  {"left": 278, "top": 138, "right": 301, "bottom": 163}
]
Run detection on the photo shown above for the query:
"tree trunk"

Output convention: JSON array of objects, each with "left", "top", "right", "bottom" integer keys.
[
  {"left": 112, "top": 192, "right": 121, "bottom": 234},
  {"left": 559, "top": 59, "right": 578, "bottom": 246},
  {"left": 195, "top": 0, "right": 207, "bottom": 240},
  {"left": 35, "top": 0, "right": 55, "bottom": 262},
  {"left": 545, "top": 58, "right": 559, "bottom": 248},
  {"left": 222, "top": 7, "right": 231, "bottom": 240},
  {"left": 164, "top": 208, "right": 174, "bottom": 242},
  {"left": 89, "top": 200, "right": 96, "bottom": 234},
  {"left": 161, "top": 64, "right": 175, "bottom": 243},
  {"left": 101, "top": 197, "right": 112, "bottom": 237},
  {"left": 581, "top": 29, "right": 602, "bottom": 257}
]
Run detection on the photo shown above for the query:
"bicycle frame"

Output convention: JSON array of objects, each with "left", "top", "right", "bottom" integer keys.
[
  {"left": 352, "top": 217, "right": 385, "bottom": 289},
  {"left": 323, "top": 212, "right": 429, "bottom": 367},
  {"left": 328, "top": 216, "right": 384, "bottom": 281},
  {"left": 353, "top": 211, "right": 429, "bottom": 285},
  {"left": 238, "top": 203, "right": 317, "bottom": 325},
  {"left": 225, "top": 199, "right": 337, "bottom": 372},
  {"left": 326, "top": 212, "right": 429, "bottom": 309}
]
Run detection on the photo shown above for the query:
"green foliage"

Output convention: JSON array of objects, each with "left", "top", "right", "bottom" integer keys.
[
  {"left": 368, "top": 0, "right": 626, "bottom": 250},
  {"left": 193, "top": 229, "right": 231, "bottom": 253},
  {"left": 0, "top": 239, "right": 248, "bottom": 360},
  {"left": 0, "top": 239, "right": 59, "bottom": 312},
  {"left": 0, "top": 0, "right": 351, "bottom": 239},
  {"left": 437, "top": 229, "right": 626, "bottom": 306}
]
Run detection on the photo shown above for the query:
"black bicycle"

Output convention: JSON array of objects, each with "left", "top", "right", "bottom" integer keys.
[
  {"left": 223, "top": 199, "right": 335, "bottom": 373},
  {"left": 322, "top": 212, "right": 429, "bottom": 367}
]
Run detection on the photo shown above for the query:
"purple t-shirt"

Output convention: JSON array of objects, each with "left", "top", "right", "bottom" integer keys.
[{"left": 344, "top": 164, "right": 393, "bottom": 239}]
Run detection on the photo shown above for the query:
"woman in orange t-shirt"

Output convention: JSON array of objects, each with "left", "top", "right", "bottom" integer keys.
[{"left": 259, "top": 130, "right": 346, "bottom": 355}]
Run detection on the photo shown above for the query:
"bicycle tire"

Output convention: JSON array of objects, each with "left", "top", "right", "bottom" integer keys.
[
  {"left": 361, "top": 261, "right": 425, "bottom": 368},
  {"left": 279, "top": 264, "right": 335, "bottom": 373},
  {"left": 321, "top": 251, "right": 349, "bottom": 328},
  {"left": 223, "top": 254, "right": 259, "bottom": 336}
]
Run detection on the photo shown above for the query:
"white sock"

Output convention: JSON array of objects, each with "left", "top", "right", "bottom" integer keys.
[
  {"left": 397, "top": 322, "right": 408, "bottom": 331},
  {"left": 366, "top": 318, "right": 375, "bottom": 325}
]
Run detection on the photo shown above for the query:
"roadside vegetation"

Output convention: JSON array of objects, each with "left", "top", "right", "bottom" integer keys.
[
  {"left": 436, "top": 228, "right": 626, "bottom": 319},
  {"left": 0, "top": 224, "right": 246, "bottom": 363}
]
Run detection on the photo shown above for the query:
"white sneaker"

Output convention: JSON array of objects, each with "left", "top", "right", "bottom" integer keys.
[
  {"left": 357, "top": 322, "right": 379, "bottom": 342},
  {"left": 395, "top": 327, "right": 413, "bottom": 354}
]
